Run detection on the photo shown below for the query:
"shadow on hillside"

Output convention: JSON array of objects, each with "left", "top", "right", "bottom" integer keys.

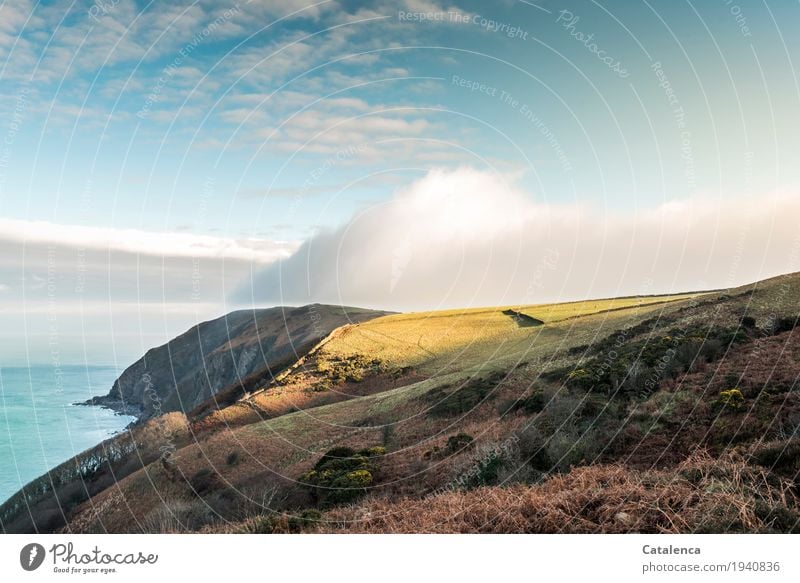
[{"left": 502, "top": 309, "right": 544, "bottom": 328}]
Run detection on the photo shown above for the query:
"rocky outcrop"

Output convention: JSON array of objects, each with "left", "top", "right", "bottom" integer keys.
[{"left": 87, "top": 304, "right": 387, "bottom": 421}]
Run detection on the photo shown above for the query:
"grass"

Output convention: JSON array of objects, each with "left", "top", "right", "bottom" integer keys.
[
  {"left": 315, "top": 293, "right": 704, "bottom": 376},
  {"left": 11, "top": 274, "right": 800, "bottom": 535}
]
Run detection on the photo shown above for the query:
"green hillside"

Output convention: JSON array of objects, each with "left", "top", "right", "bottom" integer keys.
[{"left": 2, "top": 275, "right": 799, "bottom": 534}]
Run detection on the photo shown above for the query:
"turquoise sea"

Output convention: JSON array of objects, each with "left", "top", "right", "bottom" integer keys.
[{"left": 0, "top": 365, "right": 135, "bottom": 505}]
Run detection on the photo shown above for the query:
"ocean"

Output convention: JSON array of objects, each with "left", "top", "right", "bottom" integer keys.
[{"left": 0, "top": 365, "right": 135, "bottom": 505}]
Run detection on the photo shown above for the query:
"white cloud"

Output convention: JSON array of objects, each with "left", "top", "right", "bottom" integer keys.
[
  {"left": 0, "top": 219, "right": 298, "bottom": 364},
  {"left": 238, "top": 167, "right": 800, "bottom": 310},
  {"left": 0, "top": 217, "right": 296, "bottom": 263}
]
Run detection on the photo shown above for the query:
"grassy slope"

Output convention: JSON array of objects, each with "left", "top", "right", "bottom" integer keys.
[
  {"left": 20, "top": 274, "right": 799, "bottom": 534},
  {"left": 63, "top": 292, "right": 708, "bottom": 532},
  {"left": 316, "top": 294, "right": 701, "bottom": 374}
]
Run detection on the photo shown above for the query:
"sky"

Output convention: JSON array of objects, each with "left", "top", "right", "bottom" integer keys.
[{"left": 1, "top": 0, "right": 799, "bottom": 365}]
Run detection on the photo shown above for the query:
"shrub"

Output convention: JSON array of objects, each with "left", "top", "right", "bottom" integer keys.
[
  {"left": 381, "top": 424, "right": 394, "bottom": 446},
  {"left": 309, "top": 379, "right": 332, "bottom": 393},
  {"left": 226, "top": 451, "right": 240, "bottom": 466},
  {"left": 564, "top": 324, "right": 755, "bottom": 398},
  {"left": 772, "top": 317, "right": 798, "bottom": 335},
  {"left": 189, "top": 468, "right": 222, "bottom": 495},
  {"left": 516, "top": 426, "right": 552, "bottom": 472},
  {"left": 302, "top": 446, "right": 383, "bottom": 507},
  {"left": 314, "top": 446, "right": 357, "bottom": 471},
  {"left": 566, "top": 368, "right": 594, "bottom": 390},
  {"left": 320, "top": 452, "right": 800, "bottom": 533},
  {"left": 752, "top": 440, "right": 800, "bottom": 475},
  {"left": 316, "top": 355, "right": 386, "bottom": 384},
  {"left": 715, "top": 389, "right": 745, "bottom": 412},
  {"left": 141, "top": 499, "right": 217, "bottom": 533},
  {"left": 424, "top": 374, "right": 501, "bottom": 418},
  {"left": 238, "top": 514, "right": 279, "bottom": 534},
  {"left": 505, "top": 391, "right": 547, "bottom": 415},
  {"left": 288, "top": 509, "right": 323, "bottom": 533},
  {"left": 444, "top": 433, "right": 474, "bottom": 455}
]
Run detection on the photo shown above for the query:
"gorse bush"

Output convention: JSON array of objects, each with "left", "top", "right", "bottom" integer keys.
[
  {"left": 301, "top": 445, "right": 384, "bottom": 508},
  {"left": 715, "top": 388, "right": 745, "bottom": 412},
  {"left": 316, "top": 354, "right": 386, "bottom": 384}
]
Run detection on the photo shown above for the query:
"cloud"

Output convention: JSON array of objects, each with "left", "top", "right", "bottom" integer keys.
[
  {"left": 237, "top": 167, "right": 800, "bottom": 310},
  {"left": 0, "top": 219, "right": 298, "bottom": 364},
  {"left": 0, "top": 217, "right": 296, "bottom": 263}
]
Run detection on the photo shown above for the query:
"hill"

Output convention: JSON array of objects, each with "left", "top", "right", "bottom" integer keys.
[
  {"left": 2, "top": 274, "right": 799, "bottom": 534},
  {"left": 85, "top": 304, "right": 388, "bottom": 420}
]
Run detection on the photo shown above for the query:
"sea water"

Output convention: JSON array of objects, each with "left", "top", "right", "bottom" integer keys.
[{"left": 0, "top": 365, "right": 135, "bottom": 505}]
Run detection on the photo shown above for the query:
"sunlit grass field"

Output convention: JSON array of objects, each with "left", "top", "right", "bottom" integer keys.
[{"left": 319, "top": 293, "right": 706, "bottom": 375}]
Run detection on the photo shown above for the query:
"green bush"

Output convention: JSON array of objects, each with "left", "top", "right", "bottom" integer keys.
[
  {"left": 226, "top": 451, "right": 240, "bottom": 466},
  {"left": 316, "top": 355, "right": 386, "bottom": 384},
  {"left": 715, "top": 388, "right": 745, "bottom": 412},
  {"left": 302, "top": 446, "right": 384, "bottom": 507},
  {"left": 314, "top": 446, "right": 357, "bottom": 471}
]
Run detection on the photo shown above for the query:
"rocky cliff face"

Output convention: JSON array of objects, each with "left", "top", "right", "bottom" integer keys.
[{"left": 88, "top": 304, "right": 387, "bottom": 420}]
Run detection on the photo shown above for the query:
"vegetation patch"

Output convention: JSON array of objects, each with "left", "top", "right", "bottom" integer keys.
[
  {"left": 563, "top": 323, "right": 754, "bottom": 399},
  {"left": 189, "top": 468, "right": 222, "bottom": 495},
  {"left": 301, "top": 446, "right": 383, "bottom": 508},
  {"left": 320, "top": 452, "right": 800, "bottom": 534},
  {"left": 423, "top": 372, "right": 504, "bottom": 418},
  {"left": 316, "top": 354, "right": 387, "bottom": 384},
  {"left": 751, "top": 440, "right": 800, "bottom": 477},
  {"left": 714, "top": 388, "right": 745, "bottom": 412}
]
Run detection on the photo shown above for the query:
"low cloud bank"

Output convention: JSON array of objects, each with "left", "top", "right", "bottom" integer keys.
[{"left": 238, "top": 167, "right": 800, "bottom": 310}]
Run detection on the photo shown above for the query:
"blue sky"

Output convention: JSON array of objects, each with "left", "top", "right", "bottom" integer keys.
[{"left": 1, "top": 0, "right": 799, "bottom": 364}]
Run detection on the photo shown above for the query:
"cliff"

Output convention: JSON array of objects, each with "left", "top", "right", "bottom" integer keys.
[{"left": 86, "top": 304, "right": 388, "bottom": 420}]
